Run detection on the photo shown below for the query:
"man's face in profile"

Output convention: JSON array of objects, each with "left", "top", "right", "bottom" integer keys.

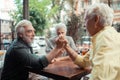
[{"left": 21, "top": 25, "right": 35, "bottom": 44}]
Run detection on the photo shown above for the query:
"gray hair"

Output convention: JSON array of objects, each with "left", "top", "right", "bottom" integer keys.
[
  {"left": 55, "top": 23, "right": 67, "bottom": 33},
  {"left": 15, "top": 20, "right": 32, "bottom": 36},
  {"left": 85, "top": 3, "right": 114, "bottom": 26}
]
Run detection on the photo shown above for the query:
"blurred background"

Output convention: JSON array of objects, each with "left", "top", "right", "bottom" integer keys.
[
  {"left": 0, "top": 0, "right": 120, "bottom": 53},
  {"left": 0, "top": 0, "right": 120, "bottom": 79}
]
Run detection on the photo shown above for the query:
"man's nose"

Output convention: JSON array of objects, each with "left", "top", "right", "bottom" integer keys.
[
  {"left": 59, "top": 34, "right": 64, "bottom": 37},
  {"left": 32, "top": 31, "right": 35, "bottom": 37}
]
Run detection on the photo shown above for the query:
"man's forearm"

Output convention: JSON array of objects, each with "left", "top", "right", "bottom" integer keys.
[
  {"left": 65, "top": 44, "right": 91, "bottom": 68},
  {"left": 46, "top": 48, "right": 62, "bottom": 63},
  {"left": 65, "top": 44, "right": 78, "bottom": 61}
]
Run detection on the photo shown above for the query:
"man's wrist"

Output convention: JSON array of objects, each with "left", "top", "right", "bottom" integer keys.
[{"left": 65, "top": 43, "right": 70, "bottom": 49}]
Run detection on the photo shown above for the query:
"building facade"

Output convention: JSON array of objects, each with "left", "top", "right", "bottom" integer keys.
[{"left": 0, "top": 0, "right": 15, "bottom": 49}]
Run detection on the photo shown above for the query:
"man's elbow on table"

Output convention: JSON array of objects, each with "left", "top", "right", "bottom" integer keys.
[{"left": 74, "top": 55, "right": 91, "bottom": 68}]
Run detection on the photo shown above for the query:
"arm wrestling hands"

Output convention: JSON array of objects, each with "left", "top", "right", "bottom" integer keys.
[
  {"left": 51, "top": 34, "right": 78, "bottom": 63},
  {"left": 55, "top": 35, "right": 92, "bottom": 71},
  {"left": 46, "top": 34, "right": 67, "bottom": 63}
]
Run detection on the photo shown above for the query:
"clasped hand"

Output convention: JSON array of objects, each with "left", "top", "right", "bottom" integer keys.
[{"left": 55, "top": 34, "right": 68, "bottom": 49}]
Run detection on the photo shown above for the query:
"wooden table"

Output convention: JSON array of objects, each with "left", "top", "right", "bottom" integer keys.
[{"left": 39, "top": 60, "right": 89, "bottom": 80}]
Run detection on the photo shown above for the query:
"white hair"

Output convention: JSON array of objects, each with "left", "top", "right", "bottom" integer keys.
[
  {"left": 15, "top": 19, "right": 32, "bottom": 36},
  {"left": 55, "top": 23, "right": 67, "bottom": 34},
  {"left": 85, "top": 3, "right": 114, "bottom": 26}
]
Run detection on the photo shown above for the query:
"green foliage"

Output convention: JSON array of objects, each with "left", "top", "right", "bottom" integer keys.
[
  {"left": 10, "top": 0, "right": 23, "bottom": 26},
  {"left": 10, "top": 0, "right": 64, "bottom": 36},
  {"left": 10, "top": 0, "right": 52, "bottom": 36},
  {"left": 29, "top": 8, "right": 46, "bottom": 35},
  {"left": 29, "top": 0, "right": 51, "bottom": 14}
]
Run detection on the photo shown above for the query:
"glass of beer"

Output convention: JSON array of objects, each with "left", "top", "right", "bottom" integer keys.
[{"left": 81, "top": 48, "right": 89, "bottom": 55}]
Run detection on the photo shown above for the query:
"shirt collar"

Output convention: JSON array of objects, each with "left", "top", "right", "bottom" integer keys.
[{"left": 91, "top": 26, "right": 112, "bottom": 42}]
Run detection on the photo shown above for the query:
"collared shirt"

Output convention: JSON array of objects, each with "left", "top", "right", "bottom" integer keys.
[{"left": 74, "top": 26, "right": 120, "bottom": 80}]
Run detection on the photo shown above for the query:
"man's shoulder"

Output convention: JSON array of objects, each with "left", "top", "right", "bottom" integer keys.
[
  {"left": 49, "top": 36, "right": 57, "bottom": 42},
  {"left": 66, "top": 36, "right": 73, "bottom": 40},
  {"left": 12, "top": 40, "right": 28, "bottom": 49},
  {"left": 66, "top": 36, "right": 72, "bottom": 38},
  {"left": 49, "top": 36, "right": 57, "bottom": 39}
]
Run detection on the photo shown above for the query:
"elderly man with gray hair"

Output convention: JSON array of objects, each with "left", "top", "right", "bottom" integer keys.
[
  {"left": 56, "top": 3, "right": 120, "bottom": 80},
  {"left": 1, "top": 20, "right": 64, "bottom": 80},
  {"left": 46, "top": 23, "right": 77, "bottom": 62}
]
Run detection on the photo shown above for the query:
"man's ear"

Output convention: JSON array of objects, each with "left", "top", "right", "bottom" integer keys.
[
  {"left": 19, "top": 33, "right": 23, "bottom": 38},
  {"left": 95, "top": 15, "right": 99, "bottom": 22},
  {"left": 94, "top": 15, "right": 99, "bottom": 28}
]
